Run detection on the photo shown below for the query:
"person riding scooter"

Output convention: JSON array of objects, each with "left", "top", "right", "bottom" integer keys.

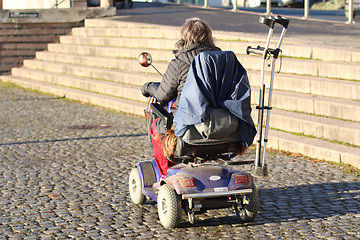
[{"left": 141, "top": 18, "right": 221, "bottom": 177}]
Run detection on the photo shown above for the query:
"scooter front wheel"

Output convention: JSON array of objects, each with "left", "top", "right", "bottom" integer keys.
[
  {"left": 157, "top": 184, "right": 182, "bottom": 229},
  {"left": 129, "top": 167, "right": 146, "bottom": 205}
]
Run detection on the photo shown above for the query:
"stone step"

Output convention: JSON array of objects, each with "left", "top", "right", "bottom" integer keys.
[
  {"left": 47, "top": 43, "right": 174, "bottom": 62},
  {"left": 1, "top": 73, "right": 359, "bottom": 168},
  {"left": 0, "top": 35, "right": 60, "bottom": 43},
  {"left": 238, "top": 55, "right": 360, "bottom": 81},
  {"left": 267, "top": 129, "right": 360, "bottom": 168},
  {"left": 35, "top": 51, "right": 360, "bottom": 101},
  {"left": 247, "top": 71, "right": 360, "bottom": 101},
  {"left": 71, "top": 25, "right": 360, "bottom": 63},
  {"left": 260, "top": 109, "right": 360, "bottom": 147},
  {"left": 1, "top": 56, "right": 34, "bottom": 64},
  {"left": 35, "top": 51, "right": 168, "bottom": 76},
  {"left": 20, "top": 58, "right": 360, "bottom": 122},
  {"left": 59, "top": 34, "right": 347, "bottom": 66},
  {"left": 0, "top": 22, "right": 82, "bottom": 29},
  {"left": 0, "top": 49, "right": 37, "bottom": 57},
  {"left": 72, "top": 24, "right": 292, "bottom": 55},
  {"left": 59, "top": 35, "right": 176, "bottom": 50},
  {"left": 22, "top": 58, "right": 157, "bottom": 87},
  {"left": 0, "top": 64, "right": 16, "bottom": 73},
  {"left": 84, "top": 18, "right": 166, "bottom": 29},
  {"left": 58, "top": 34, "right": 289, "bottom": 59},
  {"left": 71, "top": 26, "right": 180, "bottom": 43},
  {"left": 11, "top": 65, "right": 360, "bottom": 146},
  {"left": 251, "top": 89, "right": 360, "bottom": 123},
  {"left": 11, "top": 67, "right": 147, "bottom": 102},
  {"left": 1, "top": 27, "right": 72, "bottom": 36},
  {"left": 47, "top": 42, "right": 360, "bottom": 81},
  {"left": 82, "top": 19, "right": 360, "bottom": 63},
  {"left": 0, "top": 55, "right": 34, "bottom": 62},
  {"left": 0, "top": 42, "right": 48, "bottom": 50},
  {"left": 3, "top": 18, "right": 360, "bottom": 169},
  {"left": 0, "top": 75, "right": 145, "bottom": 116},
  {"left": 0, "top": 21, "right": 83, "bottom": 76},
  {"left": 11, "top": 65, "right": 358, "bottom": 147}
]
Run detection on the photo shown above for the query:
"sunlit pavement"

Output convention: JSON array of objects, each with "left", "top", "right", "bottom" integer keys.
[{"left": 0, "top": 82, "right": 359, "bottom": 239}]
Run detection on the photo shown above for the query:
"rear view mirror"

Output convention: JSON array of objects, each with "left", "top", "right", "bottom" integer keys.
[
  {"left": 138, "top": 52, "right": 152, "bottom": 67},
  {"left": 138, "top": 52, "right": 163, "bottom": 77}
]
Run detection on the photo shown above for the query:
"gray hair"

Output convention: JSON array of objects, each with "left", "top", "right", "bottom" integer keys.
[{"left": 175, "top": 17, "right": 215, "bottom": 50}]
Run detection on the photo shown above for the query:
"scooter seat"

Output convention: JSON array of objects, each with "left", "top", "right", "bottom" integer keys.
[
  {"left": 173, "top": 108, "right": 243, "bottom": 158},
  {"left": 174, "top": 137, "right": 241, "bottom": 158}
]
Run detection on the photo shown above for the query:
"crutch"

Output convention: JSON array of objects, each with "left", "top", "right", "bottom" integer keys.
[
  {"left": 246, "top": 15, "right": 290, "bottom": 177},
  {"left": 261, "top": 16, "right": 289, "bottom": 172}
]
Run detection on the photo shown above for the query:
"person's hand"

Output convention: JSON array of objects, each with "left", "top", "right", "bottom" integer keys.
[{"left": 141, "top": 82, "right": 152, "bottom": 98}]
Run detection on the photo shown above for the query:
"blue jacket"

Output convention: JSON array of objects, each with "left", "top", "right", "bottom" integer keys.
[{"left": 173, "top": 51, "right": 256, "bottom": 147}]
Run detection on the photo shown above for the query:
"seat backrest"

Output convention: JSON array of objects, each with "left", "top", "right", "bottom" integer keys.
[
  {"left": 182, "top": 108, "right": 240, "bottom": 144},
  {"left": 173, "top": 51, "right": 256, "bottom": 149}
]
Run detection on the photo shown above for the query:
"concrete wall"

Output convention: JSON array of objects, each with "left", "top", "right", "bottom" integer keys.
[
  {"left": 0, "top": 0, "right": 115, "bottom": 9},
  {"left": 3, "top": 0, "right": 71, "bottom": 9},
  {"left": 0, "top": 7, "right": 116, "bottom": 23}
]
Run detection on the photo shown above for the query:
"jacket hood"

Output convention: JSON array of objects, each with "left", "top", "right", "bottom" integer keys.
[{"left": 174, "top": 42, "right": 221, "bottom": 65}]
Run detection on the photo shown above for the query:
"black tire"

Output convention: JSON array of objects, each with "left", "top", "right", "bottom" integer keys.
[
  {"left": 129, "top": 167, "right": 146, "bottom": 205},
  {"left": 157, "top": 184, "right": 182, "bottom": 229},
  {"left": 239, "top": 182, "right": 259, "bottom": 222}
]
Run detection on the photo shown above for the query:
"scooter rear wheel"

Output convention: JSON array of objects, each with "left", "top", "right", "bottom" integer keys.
[
  {"left": 157, "top": 184, "right": 182, "bottom": 229},
  {"left": 129, "top": 167, "right": 146, "bottom": 205},
  {"left": 238, "top": 182, "right": 259, "bottom": 222}
]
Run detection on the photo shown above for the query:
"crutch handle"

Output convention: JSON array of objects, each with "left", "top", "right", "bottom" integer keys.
[
  {"left": 259, "top": 15, "right": 275, "bottom": 29},
  {"left": 274, "top": 15, "right": 289, "bottom": 29},
  {"left": 247, "top": 46, "right": 281, "bottom": 59},
  {"left": 246, "top": 45, "right": 264, "bottom": 56}
]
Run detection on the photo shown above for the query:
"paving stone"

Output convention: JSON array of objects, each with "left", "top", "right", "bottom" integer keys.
[{"left": 0, "top": 84, "right": 359, "bottom": 239}]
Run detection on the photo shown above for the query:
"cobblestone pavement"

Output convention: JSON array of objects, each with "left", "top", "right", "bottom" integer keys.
[{"left": 0, "top": 84, "right": 360, "bottom": 239}]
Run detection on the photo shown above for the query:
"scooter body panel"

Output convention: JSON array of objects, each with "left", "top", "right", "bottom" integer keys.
[{"left": 137, "top": 159, "right": 253, "bottom": 203}]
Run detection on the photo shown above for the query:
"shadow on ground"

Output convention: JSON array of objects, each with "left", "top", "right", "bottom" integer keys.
[{"left": 172, "top": 181, "right": 360, "bottom": 228}]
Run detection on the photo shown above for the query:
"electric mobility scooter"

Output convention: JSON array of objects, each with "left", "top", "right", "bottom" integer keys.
[{"left": 128, "top": 15, "right": 289, "bottom": 229}]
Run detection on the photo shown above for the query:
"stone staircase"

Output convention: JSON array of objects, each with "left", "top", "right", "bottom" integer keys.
[
  {"left": 0, "top": 22, "right": 84, "bottom": 75},
  {"left": 1, "top": 18, "right": 360, "bottom": 168}
]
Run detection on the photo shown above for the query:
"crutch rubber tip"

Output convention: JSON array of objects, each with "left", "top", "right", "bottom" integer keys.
[{"left": 251, "top": 164, "right": 269, "bottom": 177}]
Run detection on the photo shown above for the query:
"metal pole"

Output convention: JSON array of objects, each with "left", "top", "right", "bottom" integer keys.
[
  {"left": 304, "top": 0, "right": 309, "bottom": 19},
  {"left": 232, "top": 0, "right": 237, "bottom": 11},
  {"left": 347, "top": 0, "right": 354, "bottom": 24},
  {"left": 203, "top": 0, "right": 208, "bottom": 7},
  {"left": 261, "top": 27, "right": 287, "bottom": 167},
  {"left": 254, "top": 27, "right": 274, "bottom": 167},
  {"left": 266, "top": 0, "right": 271, "bottom": 14},
  {"left": 100, "top": 0, "right": 112, "bottom": 8}
]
